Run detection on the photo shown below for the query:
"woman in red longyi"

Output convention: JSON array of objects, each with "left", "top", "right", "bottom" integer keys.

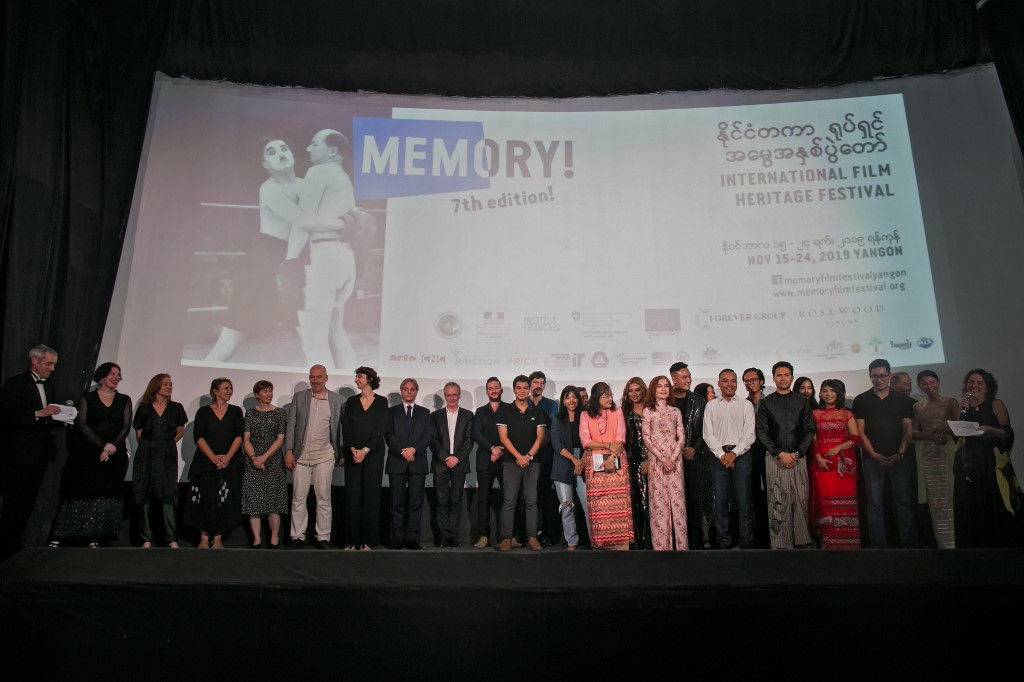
[{"left": 809, "top": 379, "right": 862, "bottom": 549}]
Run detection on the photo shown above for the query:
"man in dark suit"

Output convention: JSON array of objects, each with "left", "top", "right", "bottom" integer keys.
[
  {"left": 0, "top": 345, "right": 61, "bottom": 559},
  {"left": 430, "top": 381, "right": 473, "bottom": 547},
  {"left": 471, "top": 377, "right": 505, "bottom": 548},
  {"left": 386, "top": 378, "right": 433, "bottom": 550}
]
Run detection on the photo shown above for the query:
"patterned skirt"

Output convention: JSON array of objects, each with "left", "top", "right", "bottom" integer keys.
[
  {"left": 584, "top": 464, "right": 634, "bottom": 548},
  {"left": 185, "top": 467, "right": 243, "bottom": 534},
  {"left": 809, "top": 462, "right": 860, "bottom": 549}
]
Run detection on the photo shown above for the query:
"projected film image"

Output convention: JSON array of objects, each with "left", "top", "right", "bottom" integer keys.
[{"left": 176, "top": 95, "right": 390, "bottom": 374}]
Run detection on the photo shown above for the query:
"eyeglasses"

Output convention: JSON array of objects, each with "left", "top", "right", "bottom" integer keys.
[{"left": 869, "top": 373, "right": 890, "bottom": 381}]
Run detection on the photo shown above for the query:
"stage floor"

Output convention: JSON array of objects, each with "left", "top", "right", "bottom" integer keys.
[{"left": 3, "top": 547, "right": 1021, "bottom": 678}]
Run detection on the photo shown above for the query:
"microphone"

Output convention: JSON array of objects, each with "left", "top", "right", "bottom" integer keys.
[{"left": 959, "top": 391, "right": 972, "bottom": 419}]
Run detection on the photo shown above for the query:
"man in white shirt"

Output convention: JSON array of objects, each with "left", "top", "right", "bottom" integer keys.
[{"left": 703, "top": 368, "right": 757, "bottom": 549}]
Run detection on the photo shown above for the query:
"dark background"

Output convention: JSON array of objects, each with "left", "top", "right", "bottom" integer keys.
[{"left": 1, "top": 0, "right": 1021, "bottom": 396}]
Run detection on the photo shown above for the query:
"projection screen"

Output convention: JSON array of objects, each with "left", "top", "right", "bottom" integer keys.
[{"left": 101, "top": 66, "right": 1024, "bottom": 480}]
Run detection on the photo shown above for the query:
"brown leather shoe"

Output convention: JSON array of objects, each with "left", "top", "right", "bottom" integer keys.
[
  {"left": 473, "top": 536, "right": 489, "bottom": 548},
  {"left": 527, "top": 537, "right": 543, "bottom": 551},
  {"left": 498, "top": 538, "right": 512, "bottom": 552}
]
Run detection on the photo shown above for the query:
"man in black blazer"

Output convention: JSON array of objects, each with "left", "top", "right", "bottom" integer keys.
[
  {"left": 0, "top": 345, "right": 61, "bottom": 559},
  {"left": 386, "top": 378, "right": 433, "bottom": 550},
  {"left": 430, "top": 381, "right": 473, "bottom": 547},
  {"left": 471, "top": 377, "right": 506, "bottom": 548}
]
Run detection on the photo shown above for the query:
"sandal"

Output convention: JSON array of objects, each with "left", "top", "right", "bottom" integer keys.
[
  {"left": 47, "top": 540, "right": 60, "bottom": 548},
  {"left": 87, "top": 542, "right": 99, "bottom": 549},
  {"left": 141, "top": 541, "right": 153, "bottom": 548}
]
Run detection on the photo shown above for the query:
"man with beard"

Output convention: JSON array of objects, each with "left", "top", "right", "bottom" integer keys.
[
  {"left": 471, "top": 377, "right": 507, "bottom": 547},
  {"left": 669, "top": 361, "right": 710, "bottom": 549},
  {"left": 528, "top": 371, "right": 559, "bottom": 545}
]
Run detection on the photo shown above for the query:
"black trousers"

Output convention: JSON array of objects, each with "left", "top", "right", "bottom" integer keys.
[
  {"left": 472, "top": 464, "right": 503, "bottom": 540},
  {"left": 344, "top": 452, "right": 385, "bottom": 547},
  {"left": 434, "top": 468, "right": 467, "bottom": 541},
  {"left": 388, "top": 472, "right": 425, "bottom": 543}
]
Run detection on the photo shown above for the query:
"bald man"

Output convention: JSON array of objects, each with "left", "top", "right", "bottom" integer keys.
[{"left": 285, "top": 364, "right": 345, "bottom": 548}]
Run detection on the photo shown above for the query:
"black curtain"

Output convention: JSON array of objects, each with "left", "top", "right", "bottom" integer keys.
[
  {"left": 0, "top": 0, "right": 169, "bottom": 396},
  {"left": 0, "top": 0, "right": 997, "bottom": 397},
  {"left": 980, "top": 0, "right": 1024, "bottom": 153}
]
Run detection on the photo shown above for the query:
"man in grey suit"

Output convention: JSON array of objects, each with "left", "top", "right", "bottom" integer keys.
[
  {"left": 430, "top": 382, "right": 474, "bottom": 547},
  {"left": 285, "top": 364, "right": 344, "bottom": 549}
]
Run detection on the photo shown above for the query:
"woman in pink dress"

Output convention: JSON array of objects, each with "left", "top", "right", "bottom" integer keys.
[
  {"left": 579, "top": 382, "right": 632, "bottom": 550},
  {"left": 642, "top": 375, "right": 688, "bottom": 550},
  {"left": 809, "top": 379, "right": 861, "bottom": 549}
]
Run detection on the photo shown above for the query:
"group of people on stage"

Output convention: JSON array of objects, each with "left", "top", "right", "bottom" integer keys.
[{"left": 1, "top": 344, "right": 1020, "bottom": 558}]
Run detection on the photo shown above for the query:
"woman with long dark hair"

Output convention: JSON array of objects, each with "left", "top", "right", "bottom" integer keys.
[
  {"left": 795, "top": 376, "right": 819, "bottom": 410},
  {"left": 550, "top": 385, "right": 588, "bottom": 550},
  {"left": 132, "top": 374, "right": 187, "bottom": 548},
  {"left": 621, "top": 377, "right": 651, "bottom": 549},
  {"left": 579, "top": 382, "right": 632, "bottom": 550},
  {"left": 953, "top": 368, "right": 1021, "bottom": 547},
  {"left": 809, "top": 379, "right": 861, "bottom": 549}
]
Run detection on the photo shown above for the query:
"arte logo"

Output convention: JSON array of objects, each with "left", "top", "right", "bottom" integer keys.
[
  {"left": 389, "top": 354, "right": 417, "bottom": 362},
  {"left": 353, "top": 117, "right": 574, "bottom": 200}
]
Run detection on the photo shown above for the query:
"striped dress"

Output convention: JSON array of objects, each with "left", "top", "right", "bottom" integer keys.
[{"left": 580, "top": 408, "right": 634, "bottom": 548}]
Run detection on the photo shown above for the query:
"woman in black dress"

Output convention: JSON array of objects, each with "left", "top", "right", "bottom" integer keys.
[
  {"left": 187, "top": 377, "right": 245, "bottom": 548},
  {"left": 49, "top": 362, "right": 132, "bottom": 547},
  {"left": 242, "top": 379, "right": 287, "bottom": 548},
  {"left": 953, "top": 368, "right": 1022, "bottom": 547},
  {"left": 341, "top": 366, "right": 389, "bottom": 550},
  {"left": 133, "top": 373, "right": 187, "bottom": 548},
  {"left": 621, "top": 377, "right": 650, "bottom": 550}
]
